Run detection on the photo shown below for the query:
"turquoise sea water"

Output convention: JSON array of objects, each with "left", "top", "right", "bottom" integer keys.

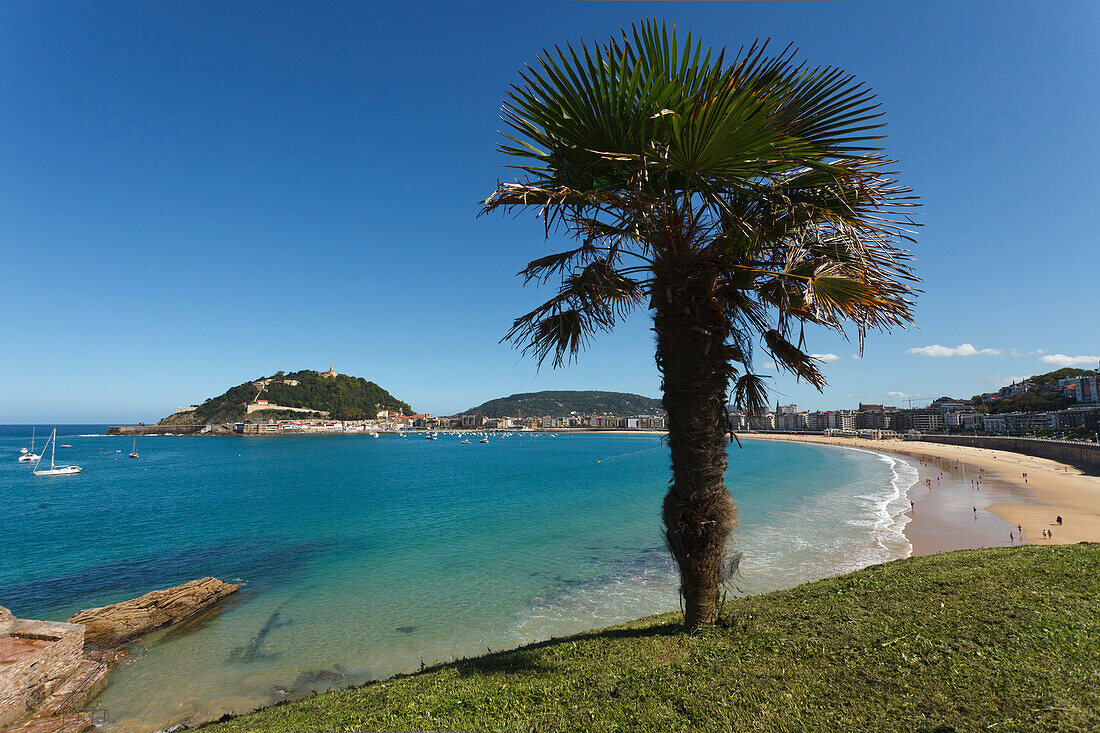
[{"left": 0, "top": 426, "right": 917, "bottom": 731}]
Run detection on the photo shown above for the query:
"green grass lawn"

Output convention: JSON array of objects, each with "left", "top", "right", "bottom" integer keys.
[{"left": 204, "top": 544, "right": 1100, "bottom": 732}]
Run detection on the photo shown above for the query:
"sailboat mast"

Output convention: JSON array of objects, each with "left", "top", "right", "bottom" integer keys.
[
  {"left": 50, "top": 429, "right": 56, "bottom": 469},
  {"left": 30, "top": 427, "right": 35, "bottom": 453}
]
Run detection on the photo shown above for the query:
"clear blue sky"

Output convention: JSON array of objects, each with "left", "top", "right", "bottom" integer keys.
[{"left": 1, "top": 1, "right": 1097, "bottom": 423}]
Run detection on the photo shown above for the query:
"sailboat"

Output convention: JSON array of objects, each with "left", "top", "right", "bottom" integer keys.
[
  {"left": 129, "top": 436, "right": 139, "bottom": 459},
  {"left": 33, "top": 429, "right": 82, "bottom": 476},
  {"left": 18, "top": 427, "right": 41, "bottom": 462}
]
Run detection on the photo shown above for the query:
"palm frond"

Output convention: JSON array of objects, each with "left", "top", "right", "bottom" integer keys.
[
  {"left": 732, "top": 373, "right": 770, "bottom": 416},
  {"left": 763, "top": 329, "right": 826, "bottom": 389},
  {"left": 519, "top": 243, "right": 600, "bottom": 284},
  {"left": 504, "top": 260, "right": 644, "bottom": 367},
  {"left": 506, "top": 309, "right": 595, "bottom": 368}
]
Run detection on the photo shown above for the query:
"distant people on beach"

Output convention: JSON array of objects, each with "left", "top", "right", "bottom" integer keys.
[{"left": 1056, "top": 516, "right": 1063, "bottom": 525}]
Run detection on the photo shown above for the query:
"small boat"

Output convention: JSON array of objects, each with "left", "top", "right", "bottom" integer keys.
[
  {"left": 60, "top": 444, "right": 72, "bottom": 448},
  {"left": 18, "top": 428, "right": 41, "bottom": 462},
  {"left": 129, "top": 436, "right": 139, "bottom": 459},
  {"left": 426, "top": 434, "right": 437, "bottom": 440},
  {"left": 460, "top": 439, "right": 470, "bottom": 444},
  {"left": 33, "top": 429, "right": 82, "bottom": 476},
  {"left": 370, "top": 432, "right": 380, "bottom": 438},
  {"left": 479, "top": 437, "right": 489, "bottom": 443}
]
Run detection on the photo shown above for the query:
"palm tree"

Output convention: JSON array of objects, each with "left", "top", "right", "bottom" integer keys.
[{"left": 482, "top": 21, "right": 919, "bottom": 627}]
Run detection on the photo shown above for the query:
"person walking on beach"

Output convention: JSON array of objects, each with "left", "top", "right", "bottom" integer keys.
[
  {"left": 1009, "top": 532, "right": 1015, "bottom": 545},
  {"left": 1056, "top": 515, "right": 1063, "bottom": 525}
]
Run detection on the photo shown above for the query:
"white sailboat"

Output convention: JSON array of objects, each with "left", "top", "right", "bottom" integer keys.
[
  {"left": 33, "top": 429, "right": 82, "bottom": 476},
  {"left": 129, "top": 436, "right": 139, "bottom": 459},
  {"left": 18, "top": 427, "right": 41, "bottom": 462}
]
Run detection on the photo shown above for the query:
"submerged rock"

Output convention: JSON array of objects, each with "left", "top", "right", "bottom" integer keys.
[
  {"left": 271, "top": 685, "right": 293, "bottom": 701},
  {"left": 67, "top": 577, "right": 241, "bottom": 648},
  {"left": 158, "top": 717, "right": 192, "bottom": 733},
  {"left": 293, "top": 666, "right": 345, "bottom": 688}
]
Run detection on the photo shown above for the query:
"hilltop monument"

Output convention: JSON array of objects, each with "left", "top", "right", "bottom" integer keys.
[{"left": 321, "top": 363, "right": 337, "bottom": 379}]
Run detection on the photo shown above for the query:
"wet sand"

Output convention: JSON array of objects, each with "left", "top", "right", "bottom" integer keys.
[{"left": 741, "top": 434, "right": 1100, "bottom": 555}]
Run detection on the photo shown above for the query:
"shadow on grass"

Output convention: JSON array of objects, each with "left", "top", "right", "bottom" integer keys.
[{"left": 450, "top": 620, "right": 686, "bottom": 678}]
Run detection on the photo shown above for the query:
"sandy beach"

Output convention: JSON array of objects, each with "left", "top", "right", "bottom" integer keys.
[{"left": 740, "top": 434, "right": 1100, "bottom": 555}]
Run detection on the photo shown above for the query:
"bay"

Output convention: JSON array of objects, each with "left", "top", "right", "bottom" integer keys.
[{"left": 0, "top": 426, "right": 916, "bottom": 731}]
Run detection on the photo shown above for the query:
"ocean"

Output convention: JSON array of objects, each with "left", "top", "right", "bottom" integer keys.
[{"left": 0, "top": 425, "right": 918, "bottom": 731}]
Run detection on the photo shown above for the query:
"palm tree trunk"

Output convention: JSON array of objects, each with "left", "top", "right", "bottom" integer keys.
[{"left": 653, "top": 259, "right": 739, "bottom": 628}]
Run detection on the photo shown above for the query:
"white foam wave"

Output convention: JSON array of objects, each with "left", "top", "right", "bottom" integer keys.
[{"left": 828, "top": 446, "right": 920, "bottom": 564}]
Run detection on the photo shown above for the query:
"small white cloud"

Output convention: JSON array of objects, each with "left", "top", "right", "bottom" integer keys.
[
  {"left": 1040, "top": 354, "right": 1100, "bottom": 368},
  {"left": 811, "top": 353, "right": 843, "bottom": 364},
  {"left": 1010, "top": 348, "right": 1046, "bottom": 358},
  {"left": 907, "top": 343, "right": 1001, "bottom": 357},
  {"left": 844, "top": 393, "right": 857, "bottom": 399},
  {"left": 886, "top": 391, "right": 923, "bottom": 400},
  {"left": 761, "top": 360, "right": 777, "bottom": 371},
  {"left": 849, "top": 354, "right": 862, "bottom": 360}
]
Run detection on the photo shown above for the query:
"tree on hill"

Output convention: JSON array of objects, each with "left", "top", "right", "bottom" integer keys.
[
  {"left": 460, "top": 390, "right": 663, "bottom": 418},
  {"left": 483, "top": 21, "right": 919, "bottom": 626},
  {"left": 969, "top": 367, "right": 1094, "bottom": 415}
]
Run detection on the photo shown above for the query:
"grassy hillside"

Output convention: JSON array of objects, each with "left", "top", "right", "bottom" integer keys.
[
  {"left": 973, "top": 367, "right": 1096, "bottom": 414},
  {"left": 159, "top": 370, "right": 413, "bottom": 424},
  {"left": 204, "top": 544, "right": 1099, "bottom": 733},
  {"left": 460, "top": 390, "right": 663, "bottom": 418}
]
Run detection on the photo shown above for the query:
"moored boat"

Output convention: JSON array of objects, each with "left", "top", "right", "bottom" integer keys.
[
  {"left": 18, "top": 428, "right": 41, "bottom": 462},
  {"left": 33, "top": 429, "right": 82, "bottom": 476}
]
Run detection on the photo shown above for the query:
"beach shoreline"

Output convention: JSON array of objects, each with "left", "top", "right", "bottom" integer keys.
[{"left": 740, "top": 433, "right": 1100, "bottom": 555}]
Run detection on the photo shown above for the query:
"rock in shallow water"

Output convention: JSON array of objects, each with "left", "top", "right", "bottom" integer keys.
[{"left": 67, "top": 577, "right": 241, "bottom": 648}]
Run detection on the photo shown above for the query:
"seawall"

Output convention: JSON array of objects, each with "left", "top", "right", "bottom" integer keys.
[
  {"left": 915, "top": 434, "right": 1100, "bottom": 471},
  {"left": 107, "top": 425, "right": 211, "bottom": 436}
]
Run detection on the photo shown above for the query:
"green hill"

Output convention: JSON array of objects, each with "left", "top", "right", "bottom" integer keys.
[
  {"left": 159, "top": 370, "right": 413, "bottom": 424},
  {"left": 974, "top": 367, "right": 1096, "bottom": 414},
  {"left": 459, "top": 390, "right": 663, "bottom": 418},
  {"left": 204, "top": 544, "right": 1099, "bottom": 733}
]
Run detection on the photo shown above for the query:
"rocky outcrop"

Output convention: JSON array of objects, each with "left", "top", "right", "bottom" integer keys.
[{"left": 66, "top": 578, "right": 241, "bottom": 649}]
